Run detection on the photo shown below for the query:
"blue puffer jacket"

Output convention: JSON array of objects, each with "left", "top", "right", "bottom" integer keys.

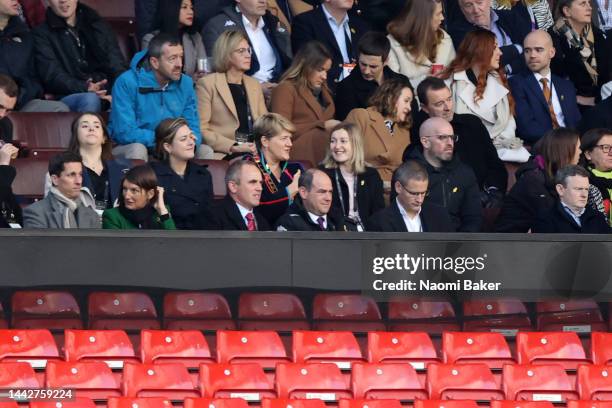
[{"left": 108, "top": 50, "right": 202, "bottom": 148}]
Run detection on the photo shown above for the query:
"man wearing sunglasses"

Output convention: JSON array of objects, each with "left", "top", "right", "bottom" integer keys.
[
  {"left": 368, "top": 160, "right": 454, "bottom": 232},
  {"left": 403, "top": 117, "right": 482, "bottom": 232}
]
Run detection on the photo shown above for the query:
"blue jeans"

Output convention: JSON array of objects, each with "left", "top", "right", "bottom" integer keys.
[{"left": 60, "top": 92, "right": 102, "bottom": 112}]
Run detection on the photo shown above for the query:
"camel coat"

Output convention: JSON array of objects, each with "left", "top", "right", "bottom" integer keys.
[
  {"left": 270, "top": 80, "right": 335, "bottom": 165},
  {"left": 196, "top": 72, "right": 267, "bottom": 154},
  {"left": 345, "top": 107, "right": 411, "bottom": 183}
]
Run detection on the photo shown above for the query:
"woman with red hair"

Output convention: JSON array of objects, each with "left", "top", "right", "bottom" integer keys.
[{"left": 440, "top": 29, "right": 529, "bottom": 163}]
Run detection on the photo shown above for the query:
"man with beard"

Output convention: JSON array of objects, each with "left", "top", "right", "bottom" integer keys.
[
  {"left": 403, "top": 117, "right": 482, "bottom": 232},
  {"left": 109, "top": 33, "right": 212, "bottom": 161}
]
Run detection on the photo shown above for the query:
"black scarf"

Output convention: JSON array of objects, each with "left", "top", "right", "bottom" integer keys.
[{"left": 118, "top": 205, "right": 160, "bottom": 229}]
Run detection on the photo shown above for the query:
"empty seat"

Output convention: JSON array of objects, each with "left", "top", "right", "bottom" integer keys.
[
  {"left": 122, "top": 363, "right": 198, "bottom": 399},
  {"left": 216, "top": 330, "right": 289, "bottom": 369},
  {"left": 350, "top": 362, "right": 427, "bottom": 400},
  {"left": 491, "top": 402, "right": 555, "bottom": 408},
  {"left": 567, "top": 402, "right": 612, "bottom": 408},
  {"left": 462, "top": 299, "right": 532, "bottom": 333},
  {"left": 426, "top": 363, "right": 504, "bottom": 401},
  {"left": 414, "top": 401, "right": 479, "bottom": 408},
  {"left": 592, "top": 332, "right": 612, "bottom": 365},
  {"left": 29, "top": 398, "right": 97, "bottom": 408},
  {"left": 339, "top": 400, "right": 403, "bottom": 408},
  {"left": 275, "top": 363, "right": 351, "bottom": 401},
  {"left": 502, "top": 364, "right": 578, "bottom": 402},
  {"left": 293, "top": 331, "right": 363, "bottom": 369},
  {"left": 0, "top": 329, "right": 59, "bottom": 369},
  {"left": 200, "top": 363, "right": 275, "bottom": 401},
  {"left": 0, "top": 362, "right": 40, "bottom": 388},
  {"left": 387, "top": 298, "right": 459, "bottom": 333},
  {"left": 516, "top": 332, "right": 588, "bottom": 369},
  {"left": 108, "top": 397, "right": 173, "bottom": 408},
  {"left": 8, "top": 112, "right": 78, "bottom": 150},
  {"left": 193, "top": 160, "right": 228, "bottom": 199},
  {"left": 238, "top": 293, "right": 309, "bottom": 331},
  {"left": 45, "top": 361, "right": 121, "bottom": 400},
  {"left": 536, "top": 300, "right": 606, "bottom": 332},
  {"left": 163, "top": 292, "right": 235, "bottom": 331},
  {"left": 10, "top": 159, "right": 49, "bottom": 202},
  {"left": 141, "top": 330, "right": 213, "bottom": 369},
  {"left": 64, "top": 329, "right": 138, "bottom": 368},
  {"left": 578, "top": 364, "right": 612, "bottom": 401},
  {"left": 443, "top": 332, "right": 514, "bottom": 369},
  {"left": 88, "top": 292, "right": 160, "bottom": 331},
  {"left": 263, "top": 399, "right": 328, "bottom": 408},
  {"left": 367, "top": 331, "right": 438, "bottom": 370},
  {"left": 312, "top": 294, "right": 385, "bottom": 332},
  {"left": 11, "top": 291, "right": 82, "bottom": 329},
  {"left": 185, "top": 398, "right": 251, "bottom": 408}
]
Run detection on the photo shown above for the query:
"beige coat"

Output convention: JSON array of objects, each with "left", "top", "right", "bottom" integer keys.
[
  {"left": 387, "top": 30, "right": 456, "bottom": 91},
  {"left": 196, "top": 73, "right": 267, "bottom": 154},
  {"left": 270, "top": 81, "right": 335, "bottom": 166},
  {"left": 345, "top": 107, "right": 411, "bottom": 183}
]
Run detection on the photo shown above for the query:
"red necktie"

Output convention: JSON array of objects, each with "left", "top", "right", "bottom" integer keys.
[{"left": 246, "top": 212, "right": 256, "bottom": 231}]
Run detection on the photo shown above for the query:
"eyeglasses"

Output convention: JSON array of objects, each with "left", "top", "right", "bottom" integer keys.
[
  {"left": 233, "top": 47, "right": 252, "bottom": 55},
  {"left": 400, "top": 184, "right": 429, "bottom": 197},
  {"left": 428, "top": 134, "right": 459, "bottom": 143},
  {"left": 595, "top": 144, "right": 612, "bottom": 154}
]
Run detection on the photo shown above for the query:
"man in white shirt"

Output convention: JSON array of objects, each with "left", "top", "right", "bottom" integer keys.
[{"left": 509, "top": 30, "right": 582, "bottom": 143}]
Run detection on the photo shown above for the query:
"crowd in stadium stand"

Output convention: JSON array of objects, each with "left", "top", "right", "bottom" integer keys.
[{"left": 0, "top": 0, "right": 611, "bottom": 233}]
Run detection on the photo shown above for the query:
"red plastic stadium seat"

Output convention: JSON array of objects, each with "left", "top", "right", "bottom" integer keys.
[
  {"left": 426, "top": 363, "right": 504, "bottom": 401},
  {"left": 442, "top": 332, "right": 514, "bottom": 369},
  {"left": 502, "top": 364, "right": 578, "bottom": 402},
  {"left": 536, "top": 300, "right": 606, "bottom": 332},
  {"left": 108, "top": 397, "right": 173, "bottom": 408},
  {"left": 293, "top": 331, "right": 364, "bottom": 369},
  {"left": 122, "top": 363, "right": 198, "bottom": 399},
  {"left": 11, "top": 291, "right": 82, "bottom": 329},
  {"left": 339, "top": 400, "right": 403, "bottom": 408},
  {"left": 462, "top": 299, "right": 532, "bottom": 333},
  {"left": 45, "top": 361, "right": 121, "bottom": 400},
  {"left": 387, "top": 298, "right": 459, "bottom": 334},
  {"left": 578, "top": 365, "right": 612, "bottom": 401},
  {"left": 141, "top": 330, "right": 213, "bottom": 369},
  {"left": 88, "top": 292, "right": 160, "bottom": 331},
  {"left": 491, "top": 402, "right": 555, "bottom": 408},
  {"left": 312, "top": 294, "right": 385, "bottom": 332},
  {"left": 200, "top": 363, "right": 275, "bottom": 401},
  {"left": 367, "top": 332, "right": 438, "bottom": 370},
  {"left": 64, "top": 329, "right": 138, "bottom": 368},
  {"left": 350, "top": 362, "right": 427, "bottom": 400},
  {"left": 592, "top": 333, "right": 612, "bottom": 365},
  {"left": 193, "top": 160, "right": 228, "bottom": 199},
  {"left": 238, "top": 293, "right": 309, "bottom": 331},
  {"left": 275, "top": 363, "right": 351, "bottom": 401},
  {"left": 0, "top": 362, "right": 40, "bottom": 388},
  {"left": 516, "top": 332, "right": 588, "bottom": 369},
  {"left": 8, "top": 112, "right": 78, "bottom": 150},
  {"left": 163, "top": 292, "right": 235, "bottom": 331},
  {"left": 185, "top": 398, "right": 251, "bottom": 408},
  {"left": 414, "top": 401, "right": 479, "bottom": 408},
  {"left": 0, "top": 403, "right": 18, "bottom": 408},
  {"left": 0, "top": 329, "right": 59, "bottom": 369},
  {"left": 263, "top": 399, "right": 328, "bottom": 408},
  {"left": 10, "top": 159, "right": 48, "bottom": 202},
  {"left": 29, "top": 398, "right": 97, "bottom": 408},
  {"left": 568, "top": 402, "right": 612, "bottom": 408},
  {"left": 216, "top": 331, "right": 289, "bottom": 369}
]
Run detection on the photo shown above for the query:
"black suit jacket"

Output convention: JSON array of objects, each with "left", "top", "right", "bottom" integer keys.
[
  {"left": 578, "top": 97, "right": 612, "bottom": 133},
  {"left": 367, "top": 200, "right": 455, "bottom": 232},
  {"left": 0, "top": 165, "right": 22, "bottom": 228},
  {"left": 291, "top": 6, "right": 370, "bottom": 91},
  {"left": 207, "top": 196, "right": 271, "bottom": 231},
  {"left": 533, "top": 201, "right": 610, "bottom": 234}
]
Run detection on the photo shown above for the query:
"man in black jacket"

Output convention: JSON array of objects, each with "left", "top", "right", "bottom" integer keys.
[
  {"left": 579, "top": 96, "right": 612, "bottom": 133},
  {"left": 368, "top": 160, "right": 455, "bottom": 232},
  {"left": 0, "top": 138, "right": 21, "bottom": 228},
  {"left": 276, "top": 168, "right": 347, "bottom": 231},
  {"left": 33, "top": 0, "right": 127, "bottom": 112},
  {"left": 403, "top": 117, "right": 482, "bottom": 232},
  {"left": 208, "top": 161, "right": 271, "bottom": 231},
  {"left": 408, "top": 77, "right": 507, "bottom": 205},
  {"left": 0, "top": 75, "right": 17, "bottom": 144},
  {"left": 533, "top": 165, "right": 610, "bottom": 233}
]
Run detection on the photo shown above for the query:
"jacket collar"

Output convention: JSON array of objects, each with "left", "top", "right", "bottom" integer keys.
[
  {"left": 129, "top": 50, "right": 185, "bottom": 90},
  {"left": 453, "top": 70, "right": 509, "bottom": 124},
  {"left": 213, "top": 73, "right": 260, "bottom": 121},
  {"left": 2, "top": 16, "right": 29, "bottom": 36},
  {"left": 297, "top": 84, "right": 334, "bottom": 120},
  {"left": 46, "top": 3, "right": 98, "bottom": 29}
]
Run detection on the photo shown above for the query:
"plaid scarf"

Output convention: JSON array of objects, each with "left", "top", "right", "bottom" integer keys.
[{"left": 553, "top": 18, "right": 598, "bottom": 85}]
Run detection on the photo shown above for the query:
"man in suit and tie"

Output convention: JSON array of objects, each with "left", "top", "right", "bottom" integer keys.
[
  {"left": 207, "top": 160, "right": 271, "bottom": 230},
  {"left": 291, "top": 0, "right": 370, "bottom": 91},
  {"left": 368, "top": 160, "right": 455, "bottom": 232},
  {"left": 509, "top": 30, "right": 582, "bottom": 144}
]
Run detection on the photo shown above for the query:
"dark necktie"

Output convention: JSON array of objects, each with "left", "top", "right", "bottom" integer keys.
[
  {"left": 344, "top": 25, "right": 352, "bottom": 59},
  {"left": 246, "top": 212, "right": 256, "bottom": 231},
  {"left": 317, "top": 216, "right": 326, "bottom": 230},
  {"left": 540, "top": 78, "right": 560, "bottom": 129}
]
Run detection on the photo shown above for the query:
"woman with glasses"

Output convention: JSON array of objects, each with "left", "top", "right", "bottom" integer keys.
[
  {"left": 319, "top": 123, "right": 385, "bottom": 231},
  {"left": 197, "top": 29, "right": 267, "bottom": 159},
  {"left": 440, "top": 29, "right": 530, "bottom": 163},
  {"left": 248, "top": 113, "right": 303, "bottom": 226},
  {"left": 580, "top": 128, "right": 612, "bottom": 226},
  {"left": 150, "top": 117, "right": 214, "bottom": 230}
]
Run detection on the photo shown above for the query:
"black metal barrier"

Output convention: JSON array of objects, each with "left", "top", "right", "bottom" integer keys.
[{"left": 1, "top": 231, "right": 611, "bottom": 301}]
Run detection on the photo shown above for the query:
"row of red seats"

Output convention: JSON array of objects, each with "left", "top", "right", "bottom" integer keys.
[
  {"left": 4, "top": 291, "right": 610, "bottom": 334},
  {"left": 1, "top": 359, "right": 611, "bottom": 402}
]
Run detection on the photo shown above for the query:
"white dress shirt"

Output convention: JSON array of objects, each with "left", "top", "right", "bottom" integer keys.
[
  {"left": 321, "top": 4, "right": 352, "bottom": 80},
  {"left": 308, "top": 212, "right": 327, "bottom": 229},
  {"left": 236, "top": 201, "right": 255, "bottom": 228},
  {"left": 242, "top": 14, "right": 277, "bottom": 83},
  {"left": 396, "top": 199, "right": 423, "bottom": 232},
  {"left": 534, "top": 71, "right": 566, "bottom": 127}
]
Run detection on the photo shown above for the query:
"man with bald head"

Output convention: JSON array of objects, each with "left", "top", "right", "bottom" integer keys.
[{"left": 509, "top": 30, "right": 581, "bottom": 143}]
